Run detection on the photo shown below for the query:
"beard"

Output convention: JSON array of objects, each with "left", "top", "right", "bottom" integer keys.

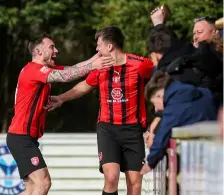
[
  {"left": 43, "top": 54, "right": 56, "bottom": 67},
  {"left": 47, "top": 58, "right": 55, "bottom": 67}
]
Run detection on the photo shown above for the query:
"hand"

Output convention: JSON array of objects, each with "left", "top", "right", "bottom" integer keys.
[
  {"left": 140, "top": 164, "right": 152, "bottom": 175},
  {"left": 150, "top": 5, "right": 170, "bottom": 26},
  {"left": 144, "top": 131, "right": 155, "bottom": 148},
  {"left": 44, "top": 96, "right": 63, "bottom": 111},
  {"left": 193, "top": 40, "right": 199, "bottom": 48},
  {"left": 92, "top": 56, "right": 115, "bottom": 70},
  {"left": 150, "top": 7, "right": 166, "bottom": 26},
  {"left": 90, "top": 52, "right": 102, "bottom": 62}
]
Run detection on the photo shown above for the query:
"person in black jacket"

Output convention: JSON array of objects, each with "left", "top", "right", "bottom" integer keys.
[
  {"left": 147, "top": 21, "right": 223, "bottom": 106},
  {"left": 144, "top": 6, "right": 222, "bottom": 149},
  {"left": 150, "top": 6, "right": 220, "bottom": 48}
]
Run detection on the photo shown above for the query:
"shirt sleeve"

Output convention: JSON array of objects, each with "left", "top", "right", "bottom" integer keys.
[
  {"left": 139, "top": 58, "right": 154, "bottom": 79},
  {"left": 86, "top": 70, "right": 100, "bottom": 87},
  {"left": 31, "top": 65, "right": 53, "bottom": 83},
  {"left": 146, "top": 108, "right": 180, "bottom": 168},
  {"left": 28, "top": 64, "right": 64, "bottom": 83},
  {"left": 54, "top": 65, "right": 64, "bottom": 70}
]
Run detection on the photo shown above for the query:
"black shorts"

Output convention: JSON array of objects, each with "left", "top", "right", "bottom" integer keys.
[
  {"left": 6, "top": 133, "right": 47, "bottom": 179},
  {"left": 97, "top": 122, "right": 145, "bottom": 173}
]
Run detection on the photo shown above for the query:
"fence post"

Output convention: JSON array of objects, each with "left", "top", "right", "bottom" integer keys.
[{"left": 168, "top": 139, "right": 177, "bottom": 195}]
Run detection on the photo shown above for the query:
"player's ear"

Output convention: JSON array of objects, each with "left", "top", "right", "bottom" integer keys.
[
  {"left": 35, "top": 45, "right": 42, "bottom": 56},
  {"left": 108, "top": 43, "right": 113, "bottom": 52}
]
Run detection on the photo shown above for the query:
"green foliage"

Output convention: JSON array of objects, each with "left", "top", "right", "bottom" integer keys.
[
  {"left": 91, "top": 0, "right": 154, "bottom": 56},
  {"left": 0, "top": 0, "right": 222, "bottom": 54},
  {"left": 157, "top": 0, "right": 223, "bottom": 39},
  {"left": 91, "top": 0, "right": 222, "bottom": 54},
  {"left": 0, "top": 1, "right": 68, "bottom": 33}
]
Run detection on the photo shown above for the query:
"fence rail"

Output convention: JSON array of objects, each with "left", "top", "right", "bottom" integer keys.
[{"left": 169, "top": 121, "right": 223, "bottom": 195}]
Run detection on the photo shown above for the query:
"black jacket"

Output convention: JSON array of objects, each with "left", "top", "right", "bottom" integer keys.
[{"left": 152, "top": 24, "right": 223, "bottom": 106}]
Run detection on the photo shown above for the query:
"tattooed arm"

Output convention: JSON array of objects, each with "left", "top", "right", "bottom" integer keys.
[
  {"left": 47, "top": 56, "right": 114, "bottom": 83},
  {"left": 47, "top": 62, "right": 92, "bottom": 83}
]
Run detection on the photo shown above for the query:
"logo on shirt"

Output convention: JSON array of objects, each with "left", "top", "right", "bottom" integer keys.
[
  {"left": 112, "top": 76, "right": 120, "bottom": 83},
  {"left": 31, "top": 157, "right": 39, "bottom": 166},
  {"left": 0, "top": 144, "right": 25, "bottom": 195},
  {"left": 107, "top": 88, "right": 129, "bottom": 103},
  {"left": 112, "top": 70, "right": 120, "bottom": 83},
  {"left": 111, "top": 88, "right": 123, "bottom": 100},
  {"left": 40, "top": 66, "right": 50, "bottom": 74}
]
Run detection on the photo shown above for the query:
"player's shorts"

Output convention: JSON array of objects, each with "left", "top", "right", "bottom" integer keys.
[
  {"left": 97, "top": 122, "right": 145, "bottom": 173},
  {"left": 6, "top": 133, "right": 47, "bottom": 179}
]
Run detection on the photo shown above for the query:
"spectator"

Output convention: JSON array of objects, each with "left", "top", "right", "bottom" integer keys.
[
  {"left": 147, "top": 11, "right": 223, "bottom": 105},
  {"left": 141, "top": 71, "right": 217, "bottom": 174},
  {"left": 147, "top": 26, "right": 195, "bottom": 79},
  {"left": 190, "top": 38, "right": 223, "bottom": 106},
  {"left": 148, "top": 7, "right": 222, "bottom": 85},
  {"left": 150, "top": 7, "right": 220, "bottom": 48},
  {"left": 145, "top": 11, "right": 223, "bottom": 148},
  {"left": 193, "top": 16, "right": 220, "bottom": 48}
]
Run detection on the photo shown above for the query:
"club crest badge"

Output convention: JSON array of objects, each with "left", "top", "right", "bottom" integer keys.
[
  {"left": 99, "top": 152, "right": 103, "bottom": 162},
  {"left": 112, "top": 76, "right": 120, "bottom": 83},
  {"left": 113, "top": 70, "right": 120, "bottom": 83},
  {"left": 31, "top": 157, "right": 39, "bottom": 166}
]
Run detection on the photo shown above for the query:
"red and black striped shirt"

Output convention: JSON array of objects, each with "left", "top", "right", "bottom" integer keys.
[
  {"left": 8, "top": 62, "right": 64, "bottom": 138},
  {"left": 86, "top": 53, "right": 154, "bottom": 128}
]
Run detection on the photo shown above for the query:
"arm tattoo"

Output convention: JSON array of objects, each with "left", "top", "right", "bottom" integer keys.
[{"left": 47, "top": 62, "right": 92, "bottom": 83}]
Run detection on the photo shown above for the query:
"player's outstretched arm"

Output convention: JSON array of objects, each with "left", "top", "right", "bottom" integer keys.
[
  {"left": 45, "top": 80, "right": 94, "bottom": 111},
  {"left": 63, "top": 53, "right": 101, "bottom": 69},
  {"left": 47, "top": 56, "right": 114, "bottom": 83}
]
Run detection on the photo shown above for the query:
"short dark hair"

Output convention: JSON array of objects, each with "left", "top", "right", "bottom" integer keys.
[
  {"left": 145, "top": 71, "right": 173, "bottom": 102},
  {"left": 194, "top": 16, "right": 217, "bottom": 30},
  {"left": 95, "top": 26, "right": 125, "bottom": 49},
  {"left": 28, "top": 33, "right": 52, "bottom": 55},
  {"left": 194, "top": 16, "right": 216, "bottom": 25},
  {"left": 147, "top": 26, "right": 175, "bottom": 54}
]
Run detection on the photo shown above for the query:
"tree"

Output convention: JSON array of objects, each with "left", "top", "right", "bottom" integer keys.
[
  {"left": 0, "top": 0, "right": 222, "bottom": 132},
  {"left": 0, "top": 0, "right": 98, "bottom": 132},
  {"left": 91, "top": 0, "right": 154, "bottom": 56},
  {"left": 157, "top": 0, "right": 223, "bottom": 39}
]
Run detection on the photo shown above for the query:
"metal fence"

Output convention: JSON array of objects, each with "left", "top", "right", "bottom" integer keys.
[
  {"left": 172, "top": 122, "right": 222, "bottom": 195},
  {"left": 144, "top": 121, "right": 223, "bottom": 195},
  {"left": 143, "top": 156, "right": 167, "bottom": 195},
  {"left": 180, "top": 140, "right": 223, "bottom": 195}
]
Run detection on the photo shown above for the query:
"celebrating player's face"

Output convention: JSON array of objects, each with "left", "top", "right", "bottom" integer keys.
[
  {"left": 96, "top": 37, "right": 112, "bottom": 57},
  {"left": 39, "top": 38, "right": 58, "bottom": 67}
]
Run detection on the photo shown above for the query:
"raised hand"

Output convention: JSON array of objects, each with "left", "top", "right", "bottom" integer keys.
[{"left": 150, "top": 5, "right": 171, "bottom": 26}]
